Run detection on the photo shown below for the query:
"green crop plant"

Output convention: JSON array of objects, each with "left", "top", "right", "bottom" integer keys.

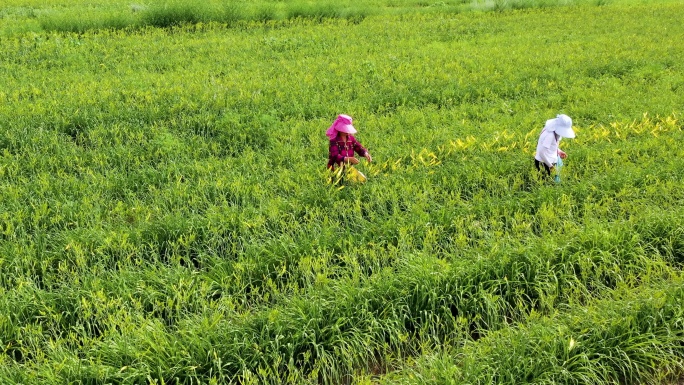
[
  {"left": 1, "top": 0, "right": 679, "bottom": 35},
  {"left": 379, "top": 277, "right": 684, "bottom": 384},
  {"left": 1, "top": 0, "right": 683, "bottom": 384}
]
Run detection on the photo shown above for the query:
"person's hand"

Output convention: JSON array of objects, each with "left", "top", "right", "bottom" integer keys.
[
  {"left": 345, "top": 157, "right": 360, "bottom": 165},
  {"left": 558, "top": 150, "right": 567, "bottom": 159},
  {"left": 364, "top": 152, "right": 372, "bottom": 163}
]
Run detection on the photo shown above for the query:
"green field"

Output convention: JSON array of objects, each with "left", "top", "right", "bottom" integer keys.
[{"left": 1, "top": 0, "right": 683, "bottom": 383}]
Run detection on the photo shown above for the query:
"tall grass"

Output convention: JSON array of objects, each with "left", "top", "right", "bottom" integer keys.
[
  {"left": 13, "top": 0, "right": 677, "bottom": 34},
  {"left": 0, "top": 1, "right": 683, "bottom": 383},
  {"left": 379, "top": 278, "right": 684, "bottom": 384}
]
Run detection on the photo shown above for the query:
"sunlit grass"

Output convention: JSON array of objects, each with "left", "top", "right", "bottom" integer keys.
[{"left": 0, "top": 0, "right": 683, "bottom": 383}]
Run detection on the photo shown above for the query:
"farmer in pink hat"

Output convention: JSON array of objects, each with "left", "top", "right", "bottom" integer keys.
[
  {"left": 326, "top": 114, "right": 372, "bottom": 170},
  {"left": 534, "top": 114, "right": 575, "bottom": 175}
]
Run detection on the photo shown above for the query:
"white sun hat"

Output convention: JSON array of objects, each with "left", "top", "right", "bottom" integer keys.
[{"left": 545, "top": 114, "right": 575, "bottom": 138}]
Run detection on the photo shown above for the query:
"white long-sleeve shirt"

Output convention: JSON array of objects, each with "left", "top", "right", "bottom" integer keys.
[{"left": 534, "top": 129, "right": 561, "bottom": 167}]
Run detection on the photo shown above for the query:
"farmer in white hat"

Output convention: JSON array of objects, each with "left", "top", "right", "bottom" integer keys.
[{"left": 534, "top": 114, "right": 575, "bottom": 176}]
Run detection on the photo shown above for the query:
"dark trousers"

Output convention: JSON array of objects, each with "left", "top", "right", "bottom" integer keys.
[{"left": 535, "top": 159, "right": 551, "bottom": 175}]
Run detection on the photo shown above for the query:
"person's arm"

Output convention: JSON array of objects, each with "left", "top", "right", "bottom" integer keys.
[
  {"left": 539, "top": 132, "right": 558, "bottom": 168},
  {"left": 352, "top": 137, "right": 371, "bottom": 162},
  {"left": 329, "top": 142, "right": 346, "bottom": 166},
  {"left": 541, "top": 150, "right": 557, "bottom": 169},
  {"left": 557, "top": 149, "right": 567, "bottom": 159}
]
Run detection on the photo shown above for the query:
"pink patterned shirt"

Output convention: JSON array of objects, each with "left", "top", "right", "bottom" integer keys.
[{"left": 327, "top": 135, "right": 367, "bottom": 169}]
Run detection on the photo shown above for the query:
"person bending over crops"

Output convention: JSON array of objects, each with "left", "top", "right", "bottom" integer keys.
[
  {"left": 326, "top": 114, "right": 372, "bottom": 170},
  {"left": 534, "top": 114, "right": 575, "bottom": 176}
]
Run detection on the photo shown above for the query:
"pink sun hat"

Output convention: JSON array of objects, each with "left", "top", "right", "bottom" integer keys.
[{"left": 326, "top": 114, "right": 357, "bottom": 140}]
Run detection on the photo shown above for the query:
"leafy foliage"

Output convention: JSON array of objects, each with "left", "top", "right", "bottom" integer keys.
[{"left": 0, "top": 0, "right": 683, "bottom": 384}]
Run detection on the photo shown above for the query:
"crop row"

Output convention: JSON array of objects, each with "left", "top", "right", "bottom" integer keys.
[
  {"left": 2, "top": 4, "right": 683, "bottom": 126},
  {"left": 0, "top": 0, "right": 641, "bottom": 35},
  {"left": 1, "top": 3, "right": 683, "bottom": 383},
  {"left": 1, "top": 202, "right": 682, "bottom": 383},
  {"left": 0, "top": 117, "right": 681, "bottom": 301},
  {"left": 378, "top": 276, "right": 684, "bottom": 384},
  {"left": 0, "top": 114, "right": 681, "bottom": 290}
]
